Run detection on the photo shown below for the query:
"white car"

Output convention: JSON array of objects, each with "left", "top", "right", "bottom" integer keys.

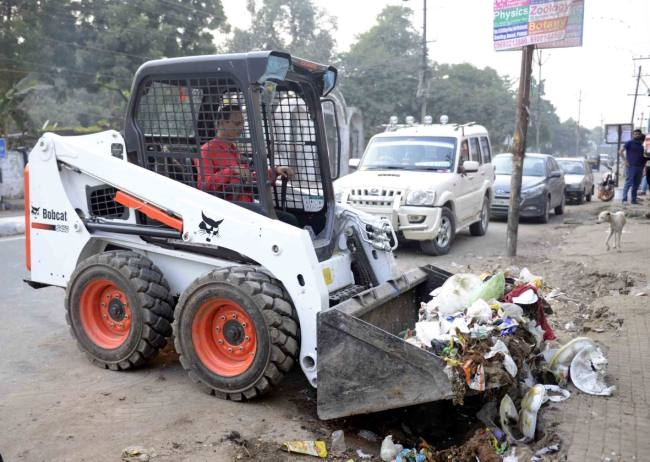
[{"left": 334, "top": 120, "right": 495, "bottom": 255}]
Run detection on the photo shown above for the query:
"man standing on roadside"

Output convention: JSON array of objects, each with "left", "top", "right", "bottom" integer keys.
[{"left": 619, "top": 129, "right": 646, "bottom": 204}]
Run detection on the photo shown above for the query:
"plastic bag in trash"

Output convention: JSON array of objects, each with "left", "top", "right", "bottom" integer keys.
[
  {"left": 466, "top": 299, "right": 493, "bottom": 324},
  {"left": 380, "top": 435, "right": 404, "bottom": 462},
  {"left": 485, "top": 339, "right": 518, "bottom": 377},
  {"left": 570, "top": 345, "right": 616, "bottom": 396},
  {"left": 431, "top": 273, "right": 483, "bottom": 316},
  {"left": 519, "top": 267, "right": 543, "bottom": 288},
  {"left": 470, "top": 272, "right": 506, "bottom": 304}
]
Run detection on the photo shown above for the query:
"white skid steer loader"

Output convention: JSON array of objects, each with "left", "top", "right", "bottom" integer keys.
[{"left": 24, "top": 51, "right": 456, "bottom": 419}]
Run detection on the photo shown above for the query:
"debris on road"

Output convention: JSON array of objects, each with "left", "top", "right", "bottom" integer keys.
[{"left": 281, "top": 440, "right": 328, "bottom": 458}]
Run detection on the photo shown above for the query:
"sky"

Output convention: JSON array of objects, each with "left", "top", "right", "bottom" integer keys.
[{"left": 219, "top": 0, "right": 650, "bottom": 130}]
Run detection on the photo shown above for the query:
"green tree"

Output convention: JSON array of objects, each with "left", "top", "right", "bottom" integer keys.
[
  {"left": 226, "top": 0, "right": 336, "bottom": 64},
  {"left": 338, "top": 5, "right": 421, "bottom": 136},
  {"left": 427, "top": 63, "right": 516, "bottom": 151}
]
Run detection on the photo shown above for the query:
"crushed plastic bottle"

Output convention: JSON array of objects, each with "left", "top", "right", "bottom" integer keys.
[{"left": 330, "top": 430, "right": 346, "bottom": 456}]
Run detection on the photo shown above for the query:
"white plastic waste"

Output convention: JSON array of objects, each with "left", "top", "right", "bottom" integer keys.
[
  {"left": 429, "top": 273, "right": 483, "bottom": 316},
  {"left": 500, "top": 302, "right": 525, "bottom": 322},
  {"left": 542, "top": 384, "right": 571, "bottom": 402},
  {"left": 499, "top": 394, "right": 525, "bottom": 443},
  {"left": 512, "top": 288, "right": 539, "bottom": 305},
  {"left": 415, "top": 320, "right": 445, "bottom": 347},
  {"left": 485, "top": 339, "right": 518, "bottom": 377},
  {"left": 548, "top": 337, "right": 597, "bottom": 385},
  {"left": 379, "top": 435, "right": 403, "bottom": 462},
  {"left": 519, "top": 384, "right": 546, "bottom": 441},
  {"left": 467, "top": 298, "right": 493, "bottom": 324},
  {"left": 519, "top": 267, "right": 543, "bottom": 288},
  {"left": 570, "top": 345, "right": 616, "bottom": 396}
]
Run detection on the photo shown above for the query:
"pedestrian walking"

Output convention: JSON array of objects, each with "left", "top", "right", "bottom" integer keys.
[{"left": 619, "top": 129, "right": 646, "bottom": 204}]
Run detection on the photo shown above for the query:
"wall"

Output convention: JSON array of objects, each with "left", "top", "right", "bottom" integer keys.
[{"left": 0, "top": 151, "right": 26, "bottom": 199}]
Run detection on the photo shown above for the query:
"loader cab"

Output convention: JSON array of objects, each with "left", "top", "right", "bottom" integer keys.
[{"left": 123, "top": 52, "right": 339, "bottom": 252}]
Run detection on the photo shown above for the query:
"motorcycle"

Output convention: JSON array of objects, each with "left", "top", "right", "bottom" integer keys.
[{"left": 598, "top": 167, "right": 616, "bottom": 202}]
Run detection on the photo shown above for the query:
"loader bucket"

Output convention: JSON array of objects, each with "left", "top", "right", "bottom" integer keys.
[{"left": 317, "top": 265, "right": 455, "bottom": 420}]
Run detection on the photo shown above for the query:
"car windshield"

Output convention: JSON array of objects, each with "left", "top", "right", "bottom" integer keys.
[
  {"left": 494, "top": 155, "right": 546, "bottom": 177},
  {"left": 359, "top": 136, "right": 457, "bottom": 171},
  {"left": 557, "top": 160, "right": 585, "bottom": 174}
]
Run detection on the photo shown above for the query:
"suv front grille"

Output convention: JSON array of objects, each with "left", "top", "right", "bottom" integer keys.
[{"left": 347, "top": 188, "right": 402, "bottom": 207}]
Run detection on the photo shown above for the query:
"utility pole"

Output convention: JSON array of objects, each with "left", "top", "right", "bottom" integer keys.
[
  {"left": 418, "top": 0, "right": 428, "bottom": 122},
  {"left": 506, "top": 44, "right": 534, "bottom": 257},
  {"left": 535, "top": 50, "right": 541, "bottom": 152},
  {"left": 575, "top": 90, "right": 582, "bottom": 156},
  {"left": 631, "top": 65, "right": 642, "bottom": 128}
]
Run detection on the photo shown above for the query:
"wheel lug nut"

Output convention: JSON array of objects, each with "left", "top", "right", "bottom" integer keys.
[
  {"left": 232, "top": 314, "right": 237, "bottom": 319},
  {"left": 227, "top": 348, "right": 233, "bottom": 353},
  {"left": 220, "top": 315, "right": 226, "bottom": 320},
  {"left": 245, "top": 336, "right": 250, "bottom": 342},
  {"left": 241, "top": 322, "right": 247, "bottom": 328},
  {"left": 215, "top": 327, "right": 220, "bottom": 332},
  {"left": 218, "top": 339, "right": 224, "bottom": 345},
  {"left": 239, "top": 346, "right": 244, "bottom": 351}
]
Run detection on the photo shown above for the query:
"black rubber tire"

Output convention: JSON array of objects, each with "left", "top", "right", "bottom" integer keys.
[
  {"left": 174, "top": 266, "right": 299, "bottom": 401},
  {"left": 65, "top": 251, "right": 173, "bottom": 370},
  {"left": 469, "top": 196, "right": 490, "bottom": 236},
  {"left": 538, "top": 196, "right": 551, "bottom": 224},
  {"left": 554, "top": 194, "right": 565, "bottom": 215},
  {"left": 576, "top": 192, "right": 584, "bottom": 204},
  {"left": 586, "top": 186, "right": 593, "bottom": 202},
  {"left": 420, "top": 207, "right": 455, "bottom": 256}
]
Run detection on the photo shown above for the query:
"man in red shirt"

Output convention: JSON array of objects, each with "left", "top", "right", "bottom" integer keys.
[{"left": 195, "top": 105, "right": 294, "bottom": 202}]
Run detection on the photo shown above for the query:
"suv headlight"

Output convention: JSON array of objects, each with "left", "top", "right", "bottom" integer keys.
[
  {"left": 521, "top": 183, "right": 545, "bottom": 198},
  {"left": 406, "top": 189, "right": 435, "bottom": 206}
]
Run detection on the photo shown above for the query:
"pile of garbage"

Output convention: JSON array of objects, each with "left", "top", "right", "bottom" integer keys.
[{"left": 385, "top": 267, "right": 616, "bottom": 460}]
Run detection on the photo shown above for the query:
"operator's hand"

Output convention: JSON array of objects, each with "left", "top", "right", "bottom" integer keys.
[
  {"left": 275, "top": 166, "right": 295, "bottom": 180},
  {"left": 235, "top": 165, "right": 252, "bottom": 181}
]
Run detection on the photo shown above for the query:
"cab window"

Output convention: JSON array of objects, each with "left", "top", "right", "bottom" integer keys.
[
  {"left": 468, "top": 137, "right": 481, "bottom": 163},
  {"left": 479, "top": 136, "right": 491, "bottom": 164}
]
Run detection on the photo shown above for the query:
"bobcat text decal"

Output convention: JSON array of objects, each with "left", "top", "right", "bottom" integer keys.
[{"left": 198, "top": 212, "right": 224, "bottom": 243}]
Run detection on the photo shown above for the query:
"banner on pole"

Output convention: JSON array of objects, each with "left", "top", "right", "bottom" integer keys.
[{"left": 494, "top": 0, "right": 584, "bottom": 51}]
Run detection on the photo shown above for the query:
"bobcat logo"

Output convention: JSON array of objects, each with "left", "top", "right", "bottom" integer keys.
[
  {"left": 31, "top": 206, "right": 40, "bottom": 218},
  {"left": 198, "top": 212, "right": 224, "bottom": 243}
]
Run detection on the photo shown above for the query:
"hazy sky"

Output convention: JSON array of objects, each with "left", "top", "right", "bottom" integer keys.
[{"left": 219, "top": 0, "right": 650, "bottom": 130}]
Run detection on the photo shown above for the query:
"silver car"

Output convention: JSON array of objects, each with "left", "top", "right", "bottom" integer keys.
[
  {"left": 556, "top": 157, "right": 595, "bottom": 204},
  {"left": 490, "top": 153, "right": 566, "bottom": 223}
]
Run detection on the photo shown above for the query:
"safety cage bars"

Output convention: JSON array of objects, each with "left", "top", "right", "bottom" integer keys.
[{"left": 134, "top": 76, "right": 326, "bottom": 215}]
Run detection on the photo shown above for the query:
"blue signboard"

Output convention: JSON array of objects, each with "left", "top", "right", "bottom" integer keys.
[{"left": 0, "top": 138, "right": 5, "bottom": 158}]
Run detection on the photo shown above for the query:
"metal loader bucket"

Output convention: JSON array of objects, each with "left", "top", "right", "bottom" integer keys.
[{"left": 317, "top": 265, "right": 455, "bottom": 420}]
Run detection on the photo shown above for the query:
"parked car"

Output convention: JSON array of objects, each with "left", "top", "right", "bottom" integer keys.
[
  {"left": 490, "top": 153, "right": 565, "bottom": 223},
  {"left": 599, "top": 153, "right": 611, "bottom": 168},
  {"left": 556, "top": 157, "right": 594, "bottom": 203},
  {"left": 334, "top": 119, "right": 495, "bottom": 255}
]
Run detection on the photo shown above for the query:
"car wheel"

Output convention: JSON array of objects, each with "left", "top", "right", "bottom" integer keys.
[
  {"left": 538, "top": 196, "right": 550, "bottom": 223},
  {"left": 555, "top": 194, "right": 565, "bottom": 215},
  {"left": 576, "top": 191, "right": 584, "bottom": 204},
  {"left": 469, "top": 196, "right": 490, "bottom": 236},
  {"left": 420, "top": 207, "right": 455, "bottom": 255},
  {"left": 586, "top": 186, "right": 593, "bottom": 202}
]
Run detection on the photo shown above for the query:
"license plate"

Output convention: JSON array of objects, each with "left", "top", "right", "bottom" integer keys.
[{"left": 493, "top": 198, "right": 509, "bottom": 206}]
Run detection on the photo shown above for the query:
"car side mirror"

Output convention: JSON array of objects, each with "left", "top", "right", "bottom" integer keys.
[
  {"left": 462, "top": 160, "right": 479, "bottom": 173},
  {"left": 550, "top": 170, "right": 562, "bottom": 178},
  {"left": 348, "top": 158, "right": 360, "bottom": 170}
]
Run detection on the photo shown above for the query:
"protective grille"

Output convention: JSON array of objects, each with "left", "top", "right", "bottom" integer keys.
[
  {"left": 133, "top": 76, "right": 326, "bottom": 214},
  {"left": 267, "top": 89, "right": 324, "bottom": 212},
  {"left": 135, "top": 77, "right": 258, "bottom": 203},
  {"left": 347, "top": 188, "right": 401, "bottom": 208},
  {"left": 87, "top": 185, "right": 126, "bottom": 218}
]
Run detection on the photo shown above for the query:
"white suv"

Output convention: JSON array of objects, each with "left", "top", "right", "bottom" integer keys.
[{"left": 334, "top": 120, "right": 495, "bottom": 255}]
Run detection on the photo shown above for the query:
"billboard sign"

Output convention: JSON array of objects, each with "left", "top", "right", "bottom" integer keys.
[
  {"left": 604, "top": 123, "right": 633, "bottom": 145},
  {"left": 494, "top": 0, "right": 584, "bottom": 51}
]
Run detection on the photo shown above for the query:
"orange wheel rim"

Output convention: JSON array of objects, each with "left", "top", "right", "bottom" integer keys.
[
  {"left": 191, "top": 298, "right": 257, "bottom": 377},
  {"left": 79, "top": 278, "right": 132, "bottom": 349}
]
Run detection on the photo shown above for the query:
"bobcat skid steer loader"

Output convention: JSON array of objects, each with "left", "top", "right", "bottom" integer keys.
[{"left": 25, "top": 51, "right": 456, "bottom": 419}]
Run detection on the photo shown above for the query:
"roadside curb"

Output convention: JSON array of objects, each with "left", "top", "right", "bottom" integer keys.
[{"left": 0, "top": 217, "right": 25, "bottom": 237}]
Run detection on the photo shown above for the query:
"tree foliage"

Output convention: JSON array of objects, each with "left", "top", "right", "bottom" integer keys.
[
  {"left": 226, "top": 0, "right": 336, "bottom": 64},
  {"left": 1, "top": 0, "right": 227, "bottom": 134},
  {"left": 338, "top": 5, "right": 421, "bottom": 135}
]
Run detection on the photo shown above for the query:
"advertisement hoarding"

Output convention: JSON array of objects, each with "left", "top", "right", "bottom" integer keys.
[{"left": 494, "top": 0, "right": 584, "bottom": 51}]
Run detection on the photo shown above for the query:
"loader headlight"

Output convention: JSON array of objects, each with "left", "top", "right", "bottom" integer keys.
[{"left": 406, "top": 189, "right": 435, "bottom": 206}]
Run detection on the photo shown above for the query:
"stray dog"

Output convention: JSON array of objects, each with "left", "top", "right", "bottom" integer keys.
[{"left": 597, "top": 210, "right": 626, "bottom": 252}]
